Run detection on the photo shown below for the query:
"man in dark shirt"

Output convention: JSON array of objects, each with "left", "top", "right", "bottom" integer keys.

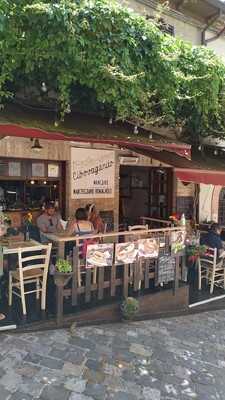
[{"left": 201, "top": 223, "right": 225, "bottom": 258}]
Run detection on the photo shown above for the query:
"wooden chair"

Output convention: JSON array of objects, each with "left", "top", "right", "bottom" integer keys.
[
  {"left": 8, "top": 243, "right": 52, "bottom": 315},
  {"left": 198, "top": 247, "right": 225, "bottom": 294}
]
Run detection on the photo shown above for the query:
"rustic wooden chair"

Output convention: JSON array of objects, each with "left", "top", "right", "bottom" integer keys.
[
  {"left": 8, "top": 243, "right": 52, "bottom": 315},
  {"left": 198, "top": 247, "right": 225, "bottom": 294}
]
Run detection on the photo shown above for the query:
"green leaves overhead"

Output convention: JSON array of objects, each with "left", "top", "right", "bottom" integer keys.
[{"left": 0, "top": 0, "right": 225, "bottom": 139}]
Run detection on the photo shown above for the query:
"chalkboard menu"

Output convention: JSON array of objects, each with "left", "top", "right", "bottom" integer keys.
[
  {"left": 157, "top": 255, "right": 175, "bottom": 284},
  {"left": 99, "top": 210, "right": 114, "bottom": 232}
]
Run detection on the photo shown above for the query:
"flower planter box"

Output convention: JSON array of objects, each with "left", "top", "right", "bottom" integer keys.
[{"left": 54, "top": 272, "right": 73, "bottom": 286}]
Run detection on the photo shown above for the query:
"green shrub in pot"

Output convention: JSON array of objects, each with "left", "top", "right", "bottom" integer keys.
[
  {"left": 56, "top": 259, "right": 72, "bottom": 274},
  {"left": 120, "top": 297, "right": 139, "bottom": 320}
]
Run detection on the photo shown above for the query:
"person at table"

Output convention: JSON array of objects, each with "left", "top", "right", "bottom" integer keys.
[
  {"left": 65, "top": 208, "right": 95, "bottom": 257},
  {"left": 66, "top": 208, "right": 94, "bottom": 236},
  {"left": 85, "top": 203, "right": 105, "bottom": 233},
  {"left": 37, "top": 203, "right": 62, "bottom": 234},
  {"left": 201, "top": 223, "right": 225, "bottom": 259}
]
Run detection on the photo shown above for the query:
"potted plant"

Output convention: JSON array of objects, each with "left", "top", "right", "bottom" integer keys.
[
  {"left": 54, "top": 258, "right": 73, "bottom": 285},
  {"left": 186, "top": 244, "right": 207, "bottom": 263},
  {"left": 120, "top": 297, "right": 139, "bottom": 321},
  {"left": 169, "top": 213, "right": 180, "bottom": 227}
]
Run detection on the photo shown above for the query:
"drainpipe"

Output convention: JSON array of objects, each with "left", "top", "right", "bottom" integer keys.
[{"left": 201, "top": 10, "right": 225, "bottom": 45}]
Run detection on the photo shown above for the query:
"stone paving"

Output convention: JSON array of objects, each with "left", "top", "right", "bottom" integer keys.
[{"left": 0, "top": 310, "right": 225, "bottom": 399}]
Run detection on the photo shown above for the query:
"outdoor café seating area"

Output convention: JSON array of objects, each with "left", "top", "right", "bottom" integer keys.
[{"left": 0, "top": 205, "right": 225, "bottom": 331}]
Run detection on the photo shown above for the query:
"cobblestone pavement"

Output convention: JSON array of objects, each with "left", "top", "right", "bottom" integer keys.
[{"left": 0, "top": 310, "right": 225, "bottom": 399}]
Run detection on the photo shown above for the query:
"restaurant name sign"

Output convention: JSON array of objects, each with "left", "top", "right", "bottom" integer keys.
[{"left": 71, "top": 148, "right": 115, "bottom": 199}]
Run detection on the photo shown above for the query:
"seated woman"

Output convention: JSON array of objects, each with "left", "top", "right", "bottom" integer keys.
[
  {"left": 65, "top": 208, "right": 95, "bottom": 258},
  {"left": 66, "top": 208, "right": 94, "bottom": 236},
  {"left": 85, "top": 204, "right": 105, "bottom": 233}
]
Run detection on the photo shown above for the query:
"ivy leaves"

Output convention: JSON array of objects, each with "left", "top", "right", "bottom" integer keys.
[{"left": 0, "top": 0, "right": 225, "bottom": 140}]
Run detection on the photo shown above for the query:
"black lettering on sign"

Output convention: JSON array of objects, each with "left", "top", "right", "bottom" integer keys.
[{"left": 73, "top": 160, "right": 114, "bottom": 181}]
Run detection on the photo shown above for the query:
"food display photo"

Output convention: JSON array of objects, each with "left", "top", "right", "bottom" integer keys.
[
  {"left": 86, "top": 243, "right": 114, "bottom": 268},
  {"left": 115, "top": 242, "right": 138, "bottom": 265},
  {"left": 138, "top": 238, "right": 159, "bottom": 259},
  {"left": 171, "top": 230, "right": 186, "bottom": 255}
]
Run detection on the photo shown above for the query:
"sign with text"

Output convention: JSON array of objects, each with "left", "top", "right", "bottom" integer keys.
[
  {"left": 71, "top": 148, "right": 115, "bottom": 199},
  {"left": 157, "top": 256, "right": 175, "bottom": 285}
]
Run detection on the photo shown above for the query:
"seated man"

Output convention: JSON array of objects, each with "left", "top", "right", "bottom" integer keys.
[
  {"left": 37, "top": 203, "right": 62, "bottom": 235},
  {"left": 201, "top": 223, "right": 225, "bottom": 259}
]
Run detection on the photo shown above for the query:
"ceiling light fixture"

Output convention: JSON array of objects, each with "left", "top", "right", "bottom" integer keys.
[
  {"left": 31, "top": 138, "right": 43, "bottom": 152},
  {"left": 41, "top": 82, "right": 47, "bottom": 93},
  {"left": 134, "top": 125, "right": 139, "bottom": 134}
]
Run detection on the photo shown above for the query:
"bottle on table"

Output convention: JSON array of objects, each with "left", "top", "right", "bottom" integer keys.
[
  {"left": 24, "top": 225, "right": 30, "bottom": 241},
  {"left": 180, "top": 213, "right": 186, "bottom": 227}
]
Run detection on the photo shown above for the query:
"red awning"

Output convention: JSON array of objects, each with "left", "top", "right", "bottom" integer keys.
[
  {"left": 175, "top": 168, "right": 225, "bottom": 186},
  {"left": 0, "top": 122, "right": 191, "bottom": 159}
]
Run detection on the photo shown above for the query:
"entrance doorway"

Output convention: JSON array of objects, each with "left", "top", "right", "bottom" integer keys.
[{"left": 119, "top": 165, "right": 173, "bottom": 226}]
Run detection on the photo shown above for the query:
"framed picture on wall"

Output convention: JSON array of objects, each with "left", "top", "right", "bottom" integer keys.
[
  {"left": 9, "top": 161, "right": 21, "bottom": 177},
  {"left": 32, "top": 163, "right": 45, "bottom": 177},
  {"left": 48, "top": 163, "right": 59, "bottom": 178},
  {"left": 0, "top": 160, "right": 8, "bottom": 176}
]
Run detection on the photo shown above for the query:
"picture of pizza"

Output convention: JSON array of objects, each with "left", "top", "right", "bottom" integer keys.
[
  {"left": 138, "top": 238, "right": 159, "bottom": 258},
  {"left": 115, "top": 242, "right": 138, "bottom": 265}
]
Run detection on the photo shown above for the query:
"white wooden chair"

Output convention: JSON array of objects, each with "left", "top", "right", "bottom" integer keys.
[
  {"left": 198, "top": 247, "right": 225, "bottom": 294},
  {"left": 9, "top": 243, "right": 52, "bottom": 315}
]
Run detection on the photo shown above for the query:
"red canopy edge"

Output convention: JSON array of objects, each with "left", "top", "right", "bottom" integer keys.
[
  {"left": 175, "top": 168, "right": 225, "bottom": 186},
  {"left": 0, "top": 123, "right": 191, "bottom": 159}
]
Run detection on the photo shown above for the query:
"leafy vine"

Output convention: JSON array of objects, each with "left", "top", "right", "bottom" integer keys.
[{"left": 0, "top": 0, "right": 225, "bottom": 140}]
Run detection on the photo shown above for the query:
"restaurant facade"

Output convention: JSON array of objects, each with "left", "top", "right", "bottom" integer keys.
[
  {"left": 0, "top": 134, "right": 194, "bottom": 230},
  {"left": 1, "top": 107, "right": 225, "bottom": 330}
]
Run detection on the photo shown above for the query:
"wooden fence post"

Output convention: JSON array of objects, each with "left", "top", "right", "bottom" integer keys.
[{"left": 72, "top": 246, "right": 79, "bottom": 306}]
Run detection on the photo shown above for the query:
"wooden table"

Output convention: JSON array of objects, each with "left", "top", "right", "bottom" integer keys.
[{"left": 44, "top": 233, "right": 83, "bottom": 258}]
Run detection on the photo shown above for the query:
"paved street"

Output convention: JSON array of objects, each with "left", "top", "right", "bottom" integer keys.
[{"left": 0, "top": 311, "right": 225, "bottom": 399}]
